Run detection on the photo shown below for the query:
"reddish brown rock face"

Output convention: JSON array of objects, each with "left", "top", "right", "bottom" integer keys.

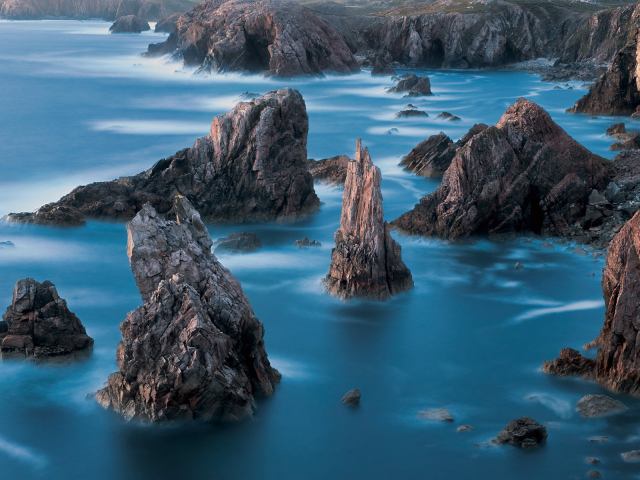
[
  {"left": 392, "top": 98, "right": 610, "bottom": 239},
  {"left": 5, "top": 88, "right": 319, "bottom": 226},
  {"left": 325, "top": 139, "right": 413, "bottom": 301}
]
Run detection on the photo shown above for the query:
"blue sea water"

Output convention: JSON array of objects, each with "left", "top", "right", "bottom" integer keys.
[{"left": 0, "top": 19, "right": 639, "bottom": 480}]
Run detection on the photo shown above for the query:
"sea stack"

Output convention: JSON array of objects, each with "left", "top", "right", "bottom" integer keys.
[
  {"left": 543, "top": 209, "right": 640, "bottom": 396},
  {"left": 1, "top": 279, "right": 93, "bottom": 359},
  {"left": 392, "top": 98, "right": 610, "bottom": 239},
  {"left": 325, "top": 139, "right": 413, "bottom": 301},
  {"left": 96, "top": 196, "right": 280, "bottom": 422}
]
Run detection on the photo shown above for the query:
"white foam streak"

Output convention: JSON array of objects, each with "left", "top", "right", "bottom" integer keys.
[
  {"left": 513, "top": 300, "right": 604, "bottom": 322},
  {"left": 0, "top": 436, "right": 47, "bottom": 469}
]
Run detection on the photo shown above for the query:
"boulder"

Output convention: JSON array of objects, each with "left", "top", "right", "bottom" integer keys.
[
  {"left": 457, "top": 425, "right": 473, "bottom": 432},
  {"left": 144, "top": 0, "right": 359, "bottom": 77},
  {"left": 417, "top": 408, "right": 454, "bottom": 422},
  {"left": 5, "top": 88, "right": 319, "bottom": 226},
  {"left": 394, "top": 109, "right": 428, "bottom": 118},
  {"left": 387, "top": 74, "right": 432, "bottom": 96},
  {"left": 109, "top": 14, "right": 150, "bottom": 33},
  {"left": 341, "top": 389, "right": 361, "bottom": 404},
  {"left": 606, "top": 123, "right": 627, "bottom": 137},
  {"left": 392, "top": 99, "right": 611, "bottom": 239},
  {"left": 325, "top": 139, "right": 413, "bottom": 301},
  {"left": 587, "top": 471, "right": 602, "bottom": 478},
  {"left": 576, "top": 394, "right": 626, "bottom": 418},
  {"left": 307, "top": 155, "right": 351, "bottom": 185},
  {"left": 436, "top": 112, "right": 461, "bottom": 121},
  {"left": 155, "top": 12, "right": 181, "bottom": 33},
  {"left": 622, "top": 450, "right": 640, "bottom": 462},
  {"left": 399, "top": 124, "right": 489, "bottom": 178},
  {"left": 213, "top": 233, "right": 262, "bottom": 254},
  {"left": 1, "top": 278, "right": 93, "bottom": 359},
  {"left": 371, "top": 55, "right": 395, "bottom": 76},
  {"left": 492, "top": 417, "right": 548, "bottom": 449},
  {"left": 586, "top": 457, "right": 600, "bottom": 464},
  {"left": 95, "top": 197, "right": 280, "bottom": 422},
  {"left": 294, "top": 238, "right": 321, "bottom": 248}
]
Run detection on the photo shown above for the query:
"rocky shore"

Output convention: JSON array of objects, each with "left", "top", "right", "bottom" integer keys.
[
  {"left": 96, "top": 196, "right": 280, "bottom": 422},
  {"left": 325, "top": 139, "right": 413, "bottom": 301},
  {"left": 5, "top": 88, "right": 319, "bottom": 226}
]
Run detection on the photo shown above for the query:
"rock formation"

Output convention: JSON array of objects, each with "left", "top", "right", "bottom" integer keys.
[
  {"left": 325, "top": 139, "right": 413, "bottom": 301},
  {"left": 543, "top": 208, "right": 640, "bottom": 396},
  {"left": 109, "top": 15, "right": 150, "bottom": 33},
  {"left": 493, "top": 417, "right": 548, "bottom": 449},
  {"left": 1, "top": 279, "right": 93, "bottom": 359},
  {"left": 387, "top": 74, "right": 432, "bottom": 96},
  {"left": 213, "top": 232, "right": 262, "bottom": 254},
  {"left": 341, "top": 389, "right": 361, "bottom": 405},
  {"left": 155, "top": 13, "right": 181, "bottom": 33},
  {"left": 576, "top": 394, "right": 626, "bottom": 418},
  {"left": 145, "top": 0, "right": 359, "bottom": 77},
  {"left": 5, "top": 88, "right": 319, "bottom": 226},
  {"left": 417, "top": 408, "right": 454, "bottom": 422},
  {"left": 96, "top": 197, "right": 280, "bottom": 422},
  {"left": 392, "top": 99, "right": 611, "bottom": 239},
  {"left": 371, "top": 55, "right": 395, "bottom": 76},
  {"left": 295, "top": 238, "right": 321, "bottom": 248},
  {"left": 399, "top": 124, "right": 488, "bottom": 178},
  {"left": 307, "top": 155, "right": 351, "bottom": 186}
]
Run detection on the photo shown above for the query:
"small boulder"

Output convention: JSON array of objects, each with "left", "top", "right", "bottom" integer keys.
[
  {"left": 155, "top": 13, "right": 181, "bottom": 34},
  {"left": 457, "top": 425, "right": 473, "bottom": 432},
  {"left": 622, "top": 450, "right": 640, "bottom": 462},
  {"left": 341, "top": 389, "right": 361, "bottom": 405},
  {"left": 213, "top": 233, "right": 262, "bottom": 254},
  {"left": 295, "top": 237, "right": 321, "bottom": 248},
  {"left": 417, "top": 408, "right": 454, "bottom": 422},
  {"left": 605, "top": 182, "right": 620, "bottom": 202},
  {"left": 586, "top": 457, "right": 600, "bottom": 464},
  {"left": 574, "top": 247, "right": 589, "bottom": 255},
  {"left": 109, "top": 15, "right": 150, "bottom": 33},
  {"left": 394, "top": 109, "right": 428, "bottom": 118},
  {"left": 576, "top": 394, "right": 626, "bottom": 418},
  {"left": 387, "top": 74, "right": 432, "bottom": 96},
  {"left": 587, "top": 471, "right": 602, "bottom": 478},
  {"left": 436, "top": 112, "right": 461, "bottom": 121},
  {"left": 514, "top": 262, "right": 524, "bottom": 270},
  {"left": 492, "top": 417, "right": 548, "bottom": 449},
  {"left": 589, "top": 190, "right": 609, "bottom": 206}
]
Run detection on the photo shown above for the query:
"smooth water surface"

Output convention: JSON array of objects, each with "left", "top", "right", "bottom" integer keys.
[{"left": 0, "top": 20, "right": 638, "bottom": 480}]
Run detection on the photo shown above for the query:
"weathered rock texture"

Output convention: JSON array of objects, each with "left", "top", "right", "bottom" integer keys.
[
  {"left": 399, "top": 124, "right": 488, "bottom": 178},
  {"left": 371, "top": 55, "right": 395, "bottom": 76},
  {"left": 1, "top": 279, "right": 93, "bottom": 359},
  {"left": 325, "top": 139, "right": 413, "bottom": 301},
  {"left": 307, "top": 155, "right": 351, "bottom": 186},
  {"left": 109, "top": 14, "right": 150, "bottom": 33},
  {"left": 214, "top": 232, "right": 262, "bottom": 254},
  {"left": 576, "top": 394, "right": 626, "bottom": 418},
  {"left": 95, "top": 197, "right": 280, "bottom": 422},
  {"left": 155, "top": 12, "right": 181, "bottom": 33},
  {"left": 145, "top": 0, "right": 359, "bottom": 77},
  {"left": 387, "top": 74, "right": 432, "bottom": 96},
  {"left": 392, "top": 99, "right": 611, "bottom": 239},
  {"left": 544, "top": 209, "right": 640, "bottom": 396},
  {"left": 493, "top": 417, "right": 548, "bottom": 449},
  {"left": 5, "top": 88, "right": 319, "bottom": 226}
]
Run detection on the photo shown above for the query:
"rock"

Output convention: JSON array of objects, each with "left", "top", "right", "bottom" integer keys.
[
  {"left": 295, "top": 238, "right": 321, "bottom": 248},
  {"left": 587, "top": 471, "right": 602, "bottom": 478},
  {"left": 392, "top": 99, "right": 611, "bottom": 239},
  {"left": 622, "top": 450, "right": 640, "bottom": 462},
  {"left": 457, "top": 425, "right": 473, "bottom": 432},
  {"left": 155, "top": 12, "right": 181, "bottom": 33},
  {"left": 307, "top": 155, "right": 351, "bottom": 186},
  {"left": 387, "top": 74, "right": 432, "bottom": 96},
  {"left": 371, "top": 55, "right": 395, "bottom": 76},
  {"left": 590, "top": 436, "right": 609, "bottom": 442},
  {"left": 213, "top": 233, "right": 262, "bottom": 254},
  {"left": 540, "top": 241, "right": 554, "bottom": 249},
  {"left": 417, "top": 408, "right": 454, "bottom": 422},
  {"left": 399, "top": 124, "right": 488, "bottom": 178},
  {"left": 109, "top": 14, "right": 149, "bottom": 33},
  {"left": 589, "top": 190, "right": 609, "bottom": 206},
  {"left": 1, "top": 278, "right": 93, "bottom": 359},
  {"left": 95, "top": 197, "right": 280, "bottom": 422},
  {"left": 576, "top": 394, "right": 626, "bottom": 418},
  {"left": 542, "top": 348, "right": 596, "bottom": 376},
  {"left": 610, "top": 133, "right": 640, "bottom": 151},
  {"left": 605, "top": 182, "right": 621, "bottom": 202},
  {"left": 436, "top": 112, "right": 461, "bottom": 121},
  {"left": 6, "top": 88, "right": 319, "bottom": 226},
  {"left": 145, "top": 0, "right": 359, "bottom": 77},
  {"left": 341, "top": 389, "right": 361, "bottom": 404},
  {"left": 394, "top": 109, "right": 428, "bottom": 118},
  {"left": 606, "top": 123, "right": 627, "bottom": 137},
  {"left": 492, "top": 417, "right": 548, "bottom": 449},
  {"left": 325, "top": 139, "right": 413, "bottom": 301},
  {"left": 0, "top": 241, "right": 14, "bottom": 247},
  {"left": 586, "top": 457, "right": 600, "bottom": 464},
  {"left": 584, "top": 207, "right": 604, "bottom": 228},
  {"left": 514, "top": 262, "right": 524, "bottom": 270},
  {"left": 574, "top": 247, "right": 589, "bottom": 255}
]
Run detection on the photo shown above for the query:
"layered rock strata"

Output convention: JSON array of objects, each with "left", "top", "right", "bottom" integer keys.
[
  {"left": 392, "top": 99, "right": 610, "bottom": 239},
  {"left": 1, "top": 279, "right": 93, "bottom": 359},
  {"left": 5, "top": 88, "right": 319, "bottom": 226},
  {"left": 96, "top": 197, "right": 280, "bottom": 422},
  {"left": 145, "top": 0, "right": 359, "bottom": 77},
  {"left": 325, "top": 139, "right": 413, "bottom": 301}
]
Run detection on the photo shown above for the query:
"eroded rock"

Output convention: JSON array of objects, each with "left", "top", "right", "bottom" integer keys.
[
  {"left": 492, "top": 417, "right": 548, "bottom": 449},
  {"left": 577, "top": 394, "right": 626, "bottom": 418},
  {"left": 213, "top": 232, "right": 262, "bottom": 254},
  {"left": 341, "top": 389, "right": 361, "bottom": 404},
  {"left": 109, "top": 14, "right": 149, "bottom": 32},
  {"left": 387, "top": 74, "right": 432, "bottom": 96},
  {"left": 307, "top": 155, "right": 351, "bottom": 186}
]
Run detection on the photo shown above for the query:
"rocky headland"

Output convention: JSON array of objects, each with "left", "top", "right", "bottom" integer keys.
[
  {"left": 145, "top": 0, "right": 359, "bottom": 77},
  {"left": 325, "top": 139, "right": 413, "bottom": 301},
  {"left": 109, "top": 14, "right": 150, "bottom": 33},
  {"left": 5, "top": 88, "right": 319, "bottom": 226},
  {"left": 95, "top": 196, "right": 280, "bottom": 422},
  {"left": 392, "top": 99, "right": 611, "bottom": 239},
  {"left": 1, "top": 278, "right": 93, "bottom": 359}
]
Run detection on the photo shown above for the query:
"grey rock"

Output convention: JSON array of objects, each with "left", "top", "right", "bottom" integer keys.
[
  {"left": 622, "top": 450, "right": 640, "bottom": 462},
  {"left": 605, "top": 182, "right": 621, "bottom": 202},
  {"left": 514, "top": 262, "right": 524, "bottom": 270},
  {"left": 457, "top": 425, "right": 473, "bottom": 432},
  {"left": 587, "top": 471, "right": 602, "bottom": 478},
  {"left": 586, "top": 457, "right": 600, "bottom": 464},
  {"left": 589, "top": 190, "right": 609, "bottom": 206},
  {"left": 214, "top": 233, "right": 262, "bottom": 254},
  {"left": 295, "top": 237, "right": 321, "bottom": 248},
  {"left": 109, "top": 14, "right": 150, "bottom": 33},
  {"left": 417, "top": 408, "right": 454, "bottom": 422},
  {"left": 492, "top": 417, "right": 548, "bottom": 449},
  {"left": 574, "top": 247, "right": 589, "bottom": 255},
  {"left": 576, "top": 394, "right": 626, "bottom": 418},
  {"left": 387, "top": 74, "right": 432, "bottom": 96},
  {"left": 341, "top": 389, "right": 361, "bottom": 405}
]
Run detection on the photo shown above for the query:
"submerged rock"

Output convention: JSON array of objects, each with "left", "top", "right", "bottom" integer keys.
[
  {"left": 341, "top": 389, "right": 361, "bottom": 404},
  {"left": 6, "top": 88, "right": 319, "bottom": 226},
  {"left": 307, "top": 155, "right": 351, "bottom": 186},
  {"left": 1, "top": 278, "right": 93, "bottom": 359},
  {"left": 576, "top": 394, "right": 626, "bottom": 417},
  {"left": 109, "top": 14, "right": 149, "bottom": 33},
  {"left": 95, "top": 197, "right": 280, "bottom": 422},
  {"left": 417, "top": 408, "right": 454, "bottom": 422},
  {"left": 492, "top": 417, "right": 548, "bottom": 449},
  {"left": 387, "top": 74, "right": 432, "bottom": 96},
  {"left": 587, "top": 471, "right": 602, "bottom": 478},
  {"left": 325, "top": 139, "right": 413, "bottom": 301},
  {"left": 622, "top": 450, "right": 640, "bottom": 462},
  {"left": 295, "top": 238, "right": 321, "bottom": 248},
  {"left": 145, "top": 0, "right": 359, "bottom": 77},
  {"left": 213, "top": 233, "right": 262, "bottom": 254},
  {"left": 457, "top": 425, "right": 473, "bottom": 432},
  {"left": 392, "top": 99, "right": 611, "bottom": 239},
  {"left": 399, "top": 124, "right": 488, "bottom": 178}
]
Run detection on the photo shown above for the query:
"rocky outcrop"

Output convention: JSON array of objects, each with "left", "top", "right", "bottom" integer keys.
[
  {"left": 387, "top": 74, "right": 432, "bottom": 96},
  {"left": 109, "top": 14, "right": 149, "bottom": 33},
  {"left": 155, "top": 12, "right": 181, "bottom": 33},
  {"left": 5, "top": 88, "right": 319, "bottom": 226},
  {"left": 325, "top": 139, "right": 413, "bottom": 301},
  {"left": 95, "top": 197, "right": 280, "bottom": 422},
  {"left": 493, "top": 417, "right": 548, "bottom": 449},
  {"left": 576, "top": 394, "right": 626, "bottom": 418},
  {"left": 394, "top": 106, "right": 428, "bottom": 118},
  {"left": 371, "top": 55, "right": 395, "bottom": 76},
  {"left": 307, "top": 155, "right": 351, "bottom": 186},
  {"left": 417, "top": 408, "right": 454, "bottom": 422},
  {"left": 145, "top": 0, "right": 359, "bottom": 77},
  {"left": 1, "top": 279, "right": 93, "bottom": 359},
  {"left": 213, "top": 232, "right": 262, "bottom": 254},
  {"left": 399, "top": 124, "right": 488, "bottom": 178},
  {"left": 392, "top": 99, "right": 611, "bottom": 239},
  {"left": 0, "top": 0, "right": 190, "bottom": 21},
  {"left": 568, "top": 32, "right": 640, "bottom": 116},
  {"left": 542, "top": 348, "right": 596, "bottom": 377},
  {"left": 294, "top": 237, "right": 321, "bottom": 248}
]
